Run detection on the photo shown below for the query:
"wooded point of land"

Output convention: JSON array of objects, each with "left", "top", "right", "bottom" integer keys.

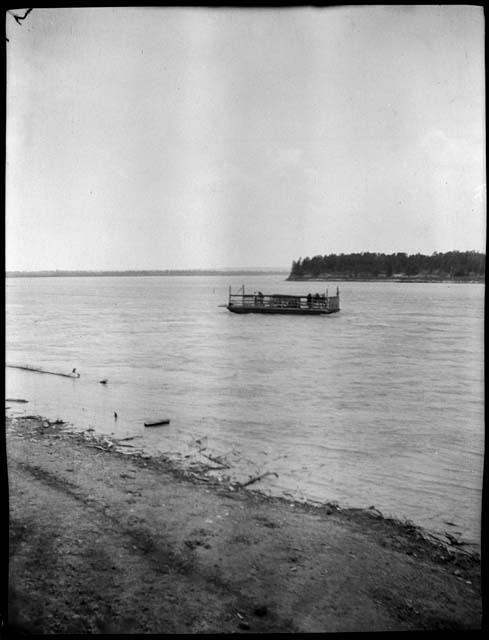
[{"left": 288, "top": 251, "right": 485, "bottom": 280}]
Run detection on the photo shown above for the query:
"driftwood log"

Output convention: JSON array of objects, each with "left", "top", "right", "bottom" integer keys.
[{"left": 240, "top": 471, "right": 279, "bottom": 488}]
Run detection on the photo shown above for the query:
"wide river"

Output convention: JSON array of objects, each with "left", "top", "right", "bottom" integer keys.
[{"left": 5, "top": 275, "right": 484, "bottom": 547}]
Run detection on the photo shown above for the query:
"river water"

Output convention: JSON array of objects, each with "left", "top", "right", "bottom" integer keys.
[{"left": 5, "top": 275, "right": 484, "bottom": 547}]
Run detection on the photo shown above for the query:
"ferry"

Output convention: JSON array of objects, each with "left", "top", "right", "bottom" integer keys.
[{"left": 225, "top": 285, "right": 340, "bottom": 315}]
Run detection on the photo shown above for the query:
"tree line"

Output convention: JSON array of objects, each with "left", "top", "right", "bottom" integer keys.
[{"left": 288, "top": 251, "right": 485, "bottom": 279}]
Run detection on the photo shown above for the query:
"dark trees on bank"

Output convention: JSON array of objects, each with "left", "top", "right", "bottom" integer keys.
[{"left": 289, "top": 251, "right": 485, "bottom": 279}]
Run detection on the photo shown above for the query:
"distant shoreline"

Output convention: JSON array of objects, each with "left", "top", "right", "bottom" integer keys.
[
  {"left": 287, "top": 275, "right": 485, "bottom": 284},
  {"left": 6, "top": 269, "right": 289, "bottom": 278},
  {"left": 5, "top": 271, "right": 484, "bottom": 283}
]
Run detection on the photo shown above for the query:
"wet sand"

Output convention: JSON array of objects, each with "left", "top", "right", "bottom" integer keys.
[{"left": 5, "top": 415, "right": 482, "bottom": 633}]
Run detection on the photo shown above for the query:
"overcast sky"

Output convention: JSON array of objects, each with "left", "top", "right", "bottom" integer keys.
[{"left": 6, "top": 6, "right": 485, "bottom": 271}]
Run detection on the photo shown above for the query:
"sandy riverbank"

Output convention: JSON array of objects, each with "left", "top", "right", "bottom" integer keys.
[{"left": 4, "top": 414, "right": 482, "bottom": 633}]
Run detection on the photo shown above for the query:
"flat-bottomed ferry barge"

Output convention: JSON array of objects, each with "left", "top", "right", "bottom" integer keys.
[{"left": 225, "top": 286, "right": 340, "bottom": 315}]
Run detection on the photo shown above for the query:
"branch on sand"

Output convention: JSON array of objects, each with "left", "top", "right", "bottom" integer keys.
[
  {"left": 201, "top": 453, "right": 231, "bottom": 470},
  {"left": 239, "top": 471, "right": 279, "bottom": 488}
]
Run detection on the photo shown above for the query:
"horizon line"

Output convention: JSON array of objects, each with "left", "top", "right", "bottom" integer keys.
[
  {"left": 6, "top": 250, "right": 486, "bottom": 276},
  {"left": 6, "top": 267, "right": 290, "bottom": 276}
]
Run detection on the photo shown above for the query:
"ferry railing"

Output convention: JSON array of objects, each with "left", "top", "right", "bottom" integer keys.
[{"left": 228, "top": 288, "right": 340, "bottom": 310}]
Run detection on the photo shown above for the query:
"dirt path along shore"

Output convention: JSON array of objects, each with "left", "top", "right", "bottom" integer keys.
[{"left": 6, "top": 416, "right": 482, "bottom": 633}]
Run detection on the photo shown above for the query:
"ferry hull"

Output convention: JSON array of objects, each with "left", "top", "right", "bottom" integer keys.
[{"left": 226, "top": 305, "right": 339, "bottom": 315}]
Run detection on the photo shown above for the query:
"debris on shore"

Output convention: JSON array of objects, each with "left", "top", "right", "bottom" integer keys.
[
  {"left": 5, "top": 414, "right": 480, "bottom": 566},
  {"left": 6, "top": 412, "right": 482, "bottom": 634}
]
